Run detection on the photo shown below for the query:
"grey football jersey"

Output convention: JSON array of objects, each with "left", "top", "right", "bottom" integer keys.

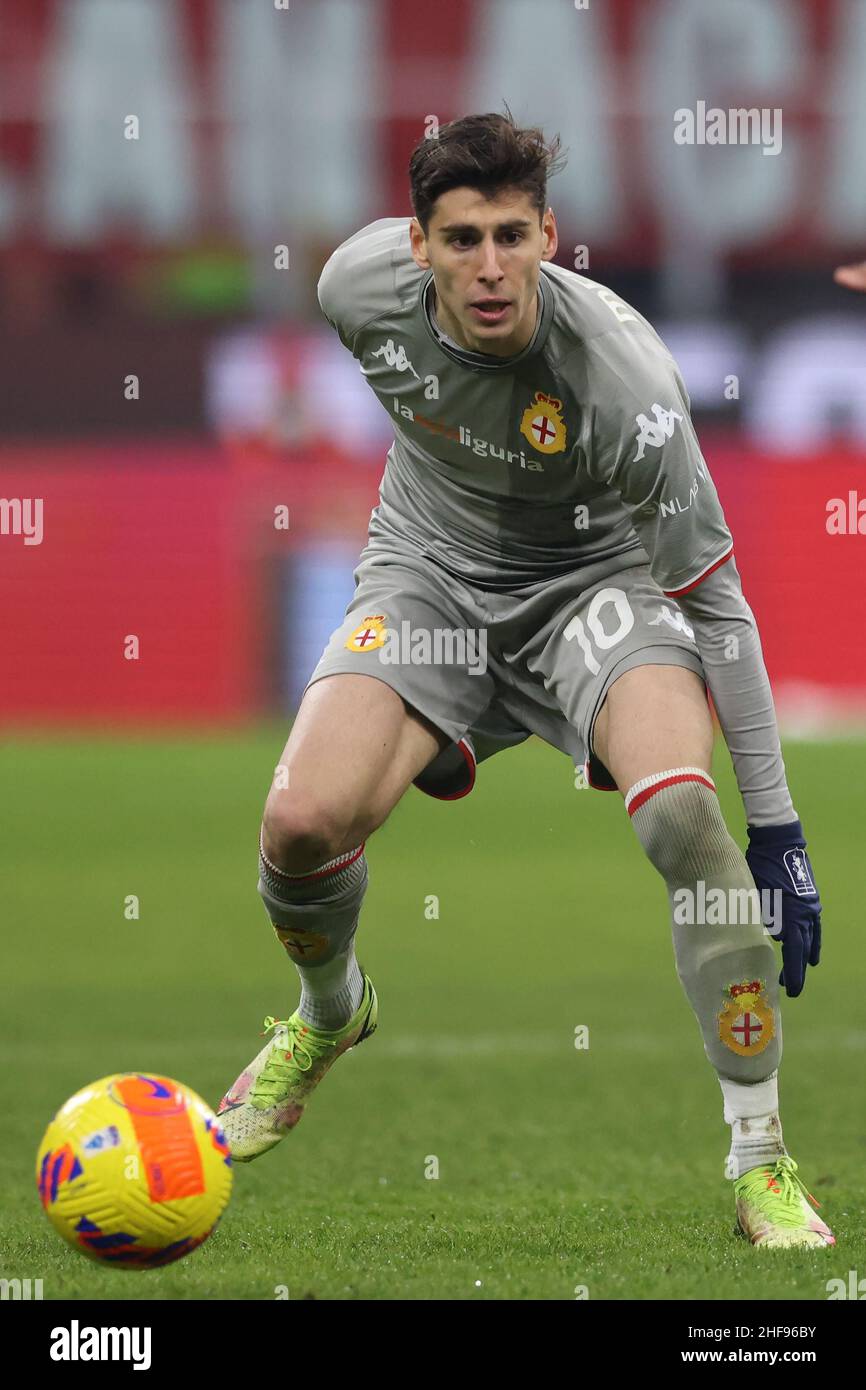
[
  {"left": 317, "top": 217, "right": 733, "bottom": 594},
  {"left": 317, "top": 216, "right": 799, "bottom": 828}
]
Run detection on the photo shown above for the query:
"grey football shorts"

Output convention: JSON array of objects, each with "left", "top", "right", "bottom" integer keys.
[{"left": 303, "top": 547, "right": 705, "bottom": 794}]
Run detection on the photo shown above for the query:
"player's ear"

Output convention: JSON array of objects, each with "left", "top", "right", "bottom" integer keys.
[
  {"left": 409, "top": 217, "right": 431, "bottom": 269},
  {"left": 541, "top": 207, "right": 558, "bottom": 261}
]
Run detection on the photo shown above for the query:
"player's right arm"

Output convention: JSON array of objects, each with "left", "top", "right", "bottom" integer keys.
[{"left": 316, "top": 217, "right": 411, "bottom": 353}]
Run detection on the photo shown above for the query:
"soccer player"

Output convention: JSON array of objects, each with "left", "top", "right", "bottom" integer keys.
[{"left": 218, "top": 112, "right": 832, "bottom": 1249}]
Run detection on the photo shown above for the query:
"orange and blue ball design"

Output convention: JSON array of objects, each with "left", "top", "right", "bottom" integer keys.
[{"left": 36, "top": 1073, "right": 233, "bottom": 1268}]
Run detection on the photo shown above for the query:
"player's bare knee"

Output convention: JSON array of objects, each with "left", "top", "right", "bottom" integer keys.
[{"left": 261, "top": 794, "right": 355, "bottom": 873}]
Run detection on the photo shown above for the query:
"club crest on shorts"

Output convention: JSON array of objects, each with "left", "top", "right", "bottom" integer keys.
[
  {"left": 345, "top": 614, "right": 388, "bottom": 653},
  {"left": 519, "top": 391, "right": 567, "bottom": 455},
  {"left": 717, "top": 979, "right": 775, "bottom": 1056}
]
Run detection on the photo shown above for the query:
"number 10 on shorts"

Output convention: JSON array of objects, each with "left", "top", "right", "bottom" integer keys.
[{"left": 563, "top": 586, "right": 634, "bottom": 675}]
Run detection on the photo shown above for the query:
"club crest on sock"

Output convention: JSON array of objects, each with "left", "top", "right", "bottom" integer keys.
[
  {"left": 718, "top": 980, "right": 775, "bottom": 1056},
  {"left": 273, "top": 925, "right": 331, "bottom": 962}
]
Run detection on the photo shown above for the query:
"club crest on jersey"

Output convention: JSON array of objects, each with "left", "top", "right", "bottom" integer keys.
[
  {"left": 519, "top": 391, "right": 567, "bottom": 455},
  {"left": 345, "top": 614, "right": 388, "bottom": 653},
  {"left": 633, "top": 403, "right": 683, "bottom": 462},
  {"left": 718, "top": 980, "right": 775, "bottom": 1057}
]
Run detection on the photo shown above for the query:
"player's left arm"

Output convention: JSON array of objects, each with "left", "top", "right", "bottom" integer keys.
[
  {"left": 673, "top": 561, "right": 822, "bottom": 998},
  {"left": 588, "top": 351, "right": 821, "bottom": 996}
]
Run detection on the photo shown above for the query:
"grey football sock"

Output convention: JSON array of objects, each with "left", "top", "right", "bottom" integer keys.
[
  {"left": 626, "top": 769, "right": 786, "bottom": 1175},
  {"left": 258, "top": 836, "right": 367, "bottom": 1030}
]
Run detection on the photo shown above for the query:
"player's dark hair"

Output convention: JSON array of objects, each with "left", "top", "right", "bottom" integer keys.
[{"left": 408, "top": 106, "right": 566, "bottom": 234}]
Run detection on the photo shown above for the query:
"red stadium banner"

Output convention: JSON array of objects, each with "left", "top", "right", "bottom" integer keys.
[
  {"left": 0, "top": 440, "right": 382, "bottom": 724},
  {"left": 706, "top": 438, "right": 866, "bottom": 726},
  {"left": 0, "top": 0, "right": 863, "bottom": 266},
  {"left": 1, "top": 439, "right": 864, "bottom": 727}
]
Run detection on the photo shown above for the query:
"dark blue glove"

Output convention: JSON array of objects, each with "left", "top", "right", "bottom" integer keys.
[{"left": 746, "top": 819, "right": 822, "bottom": 998}]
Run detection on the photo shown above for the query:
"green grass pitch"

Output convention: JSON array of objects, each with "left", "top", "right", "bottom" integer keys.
[{"left": 2, "top": 729, "right": 863, "bottom": 1300}]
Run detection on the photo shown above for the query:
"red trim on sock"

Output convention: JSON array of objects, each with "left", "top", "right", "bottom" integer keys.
[
  {"left": 266, "top": 842, "right": 366, "bottom": 882},
  {"left": 627, "top": 773, "right": 715, "bottom": 817}
]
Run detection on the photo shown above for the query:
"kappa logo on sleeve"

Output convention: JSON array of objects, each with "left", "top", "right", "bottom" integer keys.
[{"left": 633, "top": 403, "right": 683, "bottom": 462}]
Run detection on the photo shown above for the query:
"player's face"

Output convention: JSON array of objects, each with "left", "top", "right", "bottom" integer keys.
[{"left": 410, "top": 187, "right": 558, "bottom": 357}]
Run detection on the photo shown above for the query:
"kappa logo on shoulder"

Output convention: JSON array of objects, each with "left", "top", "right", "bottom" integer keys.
[
  {"left": 370, "top": 338, "right": 419, "bottom": 379},
  {"left": 633, "top": 403, "right": 683, "bottom": 462}
]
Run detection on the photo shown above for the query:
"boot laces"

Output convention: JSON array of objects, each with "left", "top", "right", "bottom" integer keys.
[
  {"left": 739, "top": 1156, "right": 821, "bottom": 1225},
  {"left": 252, "top": 1015, "right": 337, "bottom": 1102}
]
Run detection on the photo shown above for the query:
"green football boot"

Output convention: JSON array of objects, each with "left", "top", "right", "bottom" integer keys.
[
  {"left": 217, "top": 974, "right": 378, "bottom": 1161},
  {"left": 734, "top": 1156, "right": 835, "bottom": 1248}
]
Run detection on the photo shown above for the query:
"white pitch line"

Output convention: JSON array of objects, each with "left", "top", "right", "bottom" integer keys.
[
  {"left": 353, "top": 1030, "right": 866, "bottom": 1060},
  {"left": 11, "top": 1031, "right": 864, "bottom": 1065}
]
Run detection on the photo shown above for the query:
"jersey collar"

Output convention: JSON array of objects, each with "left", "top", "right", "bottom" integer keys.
[{"left": 420, "top": 269, "right": 553, "bottom": 372}]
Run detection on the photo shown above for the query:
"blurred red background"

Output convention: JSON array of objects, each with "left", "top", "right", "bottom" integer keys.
[{"left": 1, "top": 0, "right": 864, "bottom": 730}]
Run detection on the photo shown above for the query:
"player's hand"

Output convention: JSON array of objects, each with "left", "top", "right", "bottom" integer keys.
[
  {"left": 834, "top": 260, "right": 866, "bottom": 292},
  {"left": 745, "top": 820, "right": 822, "bottom": 999}
]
